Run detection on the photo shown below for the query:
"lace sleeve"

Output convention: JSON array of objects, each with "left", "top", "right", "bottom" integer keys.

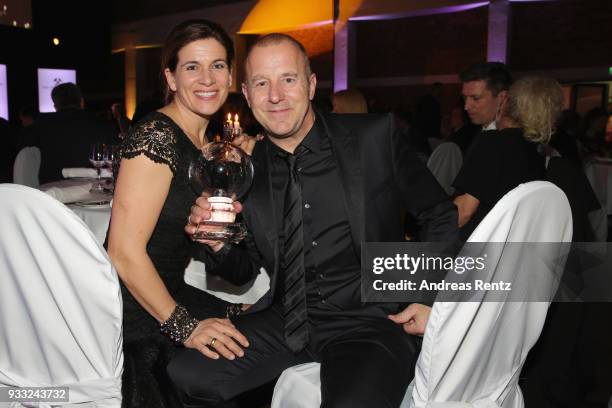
[{"left": 118, "top": 119, "right": 178, "bottom": 174}]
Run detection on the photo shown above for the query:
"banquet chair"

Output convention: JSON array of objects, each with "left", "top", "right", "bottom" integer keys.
[
  {"left": 271, "top": 181, "right": 573, "bottom": 408},
  {"left": 0, "top": 184, "right": 123, "bottom": 407},
  {"left": 12, "top": 146, "right": 41, "bottom": 187},
  {"left": 426, "top": 142, "right": 462, "bottom": 196}
]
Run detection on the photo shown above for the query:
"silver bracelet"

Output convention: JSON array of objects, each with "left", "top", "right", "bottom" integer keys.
[{"left": 160, "top": 304, "right": 199, "bottom": 344}]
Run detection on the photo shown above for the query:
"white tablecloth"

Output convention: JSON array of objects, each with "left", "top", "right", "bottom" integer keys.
[{"left": 39, "top": 179, "right": 112, "bottom": 244}]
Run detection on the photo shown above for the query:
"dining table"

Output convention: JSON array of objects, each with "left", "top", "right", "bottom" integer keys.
[
  {"left": 38, "top": 178, "right": 269, "bottom": 304},
  {"left": 39, "top": 178, "right": 112, "bottom": 244}
]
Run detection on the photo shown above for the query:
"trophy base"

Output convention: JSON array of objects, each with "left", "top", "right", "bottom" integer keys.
[{"left": 192, "top": 220, "right": 247, "bottom": 244}]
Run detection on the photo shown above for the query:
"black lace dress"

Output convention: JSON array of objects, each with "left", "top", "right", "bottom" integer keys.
[{"left": 108, "top": 111, "right": 230, "bottom": 407}]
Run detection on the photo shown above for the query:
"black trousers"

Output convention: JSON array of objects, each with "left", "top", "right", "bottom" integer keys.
[{"left": 167, "top": 305, "right": 420, "bottom": 408}]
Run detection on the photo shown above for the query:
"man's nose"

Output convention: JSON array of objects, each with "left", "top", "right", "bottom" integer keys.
[{"left": 268, "top": 81, "right": 283, "bottom": 103}]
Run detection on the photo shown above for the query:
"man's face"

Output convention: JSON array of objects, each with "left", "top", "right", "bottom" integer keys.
[
  {"left": 242, "top": 41, "right": 316, "bottom": 148},
  {"left": 462, "top": 80, "right": 506, "bottom": 126}
]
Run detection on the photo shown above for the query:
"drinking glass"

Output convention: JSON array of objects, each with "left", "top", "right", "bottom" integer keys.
[{"left": 89, "top": 143, "right": 106, "bottom": 191}]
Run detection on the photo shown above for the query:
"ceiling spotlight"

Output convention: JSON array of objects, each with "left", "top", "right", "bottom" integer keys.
[{"left": 52, "top": 37, "right": 60, "bottom": 46}]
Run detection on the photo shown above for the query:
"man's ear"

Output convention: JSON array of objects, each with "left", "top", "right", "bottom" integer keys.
[
  {"left": 241, "top": 82, "right": 251, "bottom": 108},
  {"left": 164, "top": 68, "right": 177, "bottom": 92},
  {"left": 308, "top": 73, "right": 317, "bottom": 101}
]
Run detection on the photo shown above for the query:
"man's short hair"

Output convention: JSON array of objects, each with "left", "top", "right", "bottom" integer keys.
[
  {"left": 246, "top": 33, "right": 312, "bottom": 76},
  {"left": 460, "top": 62, "right": 512, "bottom": 96},
  {"left": 51, "top": 82, "right": 82, "bottom": 110}
]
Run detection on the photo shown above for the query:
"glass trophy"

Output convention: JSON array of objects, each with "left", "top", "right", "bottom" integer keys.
[{"left": 189, "top": 114, "right": 254, "bottom": 243}]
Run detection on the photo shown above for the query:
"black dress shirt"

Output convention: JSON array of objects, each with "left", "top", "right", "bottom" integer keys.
[{"left": 268, "top": 121, "right": 362, "bottom": 318}]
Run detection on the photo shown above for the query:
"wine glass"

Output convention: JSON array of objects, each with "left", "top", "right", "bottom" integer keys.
[
  {"left": 104, "top": 145, "right": 118, "bottom": 192},
  {"left": 104, "top": 145, "right": 118, "bottom": 170},
  {"left": 89, "top": 143, "right": 106, "bottom": 191}
]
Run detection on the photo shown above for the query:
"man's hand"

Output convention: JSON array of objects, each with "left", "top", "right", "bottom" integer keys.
[
  {"left": 185, "top": 193, "right": 243, "bottom": 251},
  {"left": 388, "top": 303, "right": 431, "bottom": 336}
]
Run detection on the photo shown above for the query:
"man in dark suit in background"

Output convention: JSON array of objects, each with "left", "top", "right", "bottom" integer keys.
[
  {"left": 0, "top": 117, "right": 17, "bottom": 183},
  {"left": 174, "top": 34, "right": 459, "bottom": 407},
  {"left": 27, "top": 82, "right": 115, "bottom": 184}
]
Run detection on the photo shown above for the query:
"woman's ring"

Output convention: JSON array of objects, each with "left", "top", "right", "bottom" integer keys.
[{"left": 209, "top": 337, "right": 217, "bottom": 347}]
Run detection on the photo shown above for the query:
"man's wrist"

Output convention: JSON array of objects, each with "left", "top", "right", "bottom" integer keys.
[{"left": 213, "top": 242, "right": 232, "bottom": 258}]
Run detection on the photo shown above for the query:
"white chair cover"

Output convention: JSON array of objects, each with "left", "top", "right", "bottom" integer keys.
[
  {"left": 12, "top": 147, "right": 41, "bottom": 188},
  {"left": 407, "top": 181, "right": 572, "bottom": 408},
  {"left": 0, "top": 184, "right": 123, "bottom": 407},
  {"left": 272, "top": 181, "right": 572, "bottom": 408},
  {"left": 427, "top": 142, "right": 462, "bottom": 195}
]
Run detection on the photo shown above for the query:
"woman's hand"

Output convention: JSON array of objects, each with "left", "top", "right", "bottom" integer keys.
[
  {"left": 185, "top": 193, "right": 243, "bottom": 251},
  {"left": 232, "top": 133, "right": 264, "bottom": 156},
  {"left": 184, "top": 318, "right": 250, "bottom": 360}
]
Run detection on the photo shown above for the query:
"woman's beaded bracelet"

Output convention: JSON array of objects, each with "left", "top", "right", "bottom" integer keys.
[{"left": 160, "top": 304, "right": 199, "bottom": 344}]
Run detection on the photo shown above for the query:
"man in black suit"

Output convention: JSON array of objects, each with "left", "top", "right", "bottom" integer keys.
[
  {"left": 0, "top": 117, "right": 17, "bottom": 183},
  {"left": 172, "top": 34, "right": 458, "bottom": 407},
  {"left": 27, "top": 83, "right": 116, "bottom": 184}
]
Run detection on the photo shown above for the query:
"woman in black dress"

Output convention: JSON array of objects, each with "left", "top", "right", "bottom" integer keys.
[
  {"left": 453, "top": 77, "right": 563, "bottom": 240},
  {"left": 106, "top": 20, "right": 252, "bottom": 407}
]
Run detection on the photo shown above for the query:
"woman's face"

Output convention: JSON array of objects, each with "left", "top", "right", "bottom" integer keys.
[{"left": 165, "top": 38, "right": 231, "bottom": 117}]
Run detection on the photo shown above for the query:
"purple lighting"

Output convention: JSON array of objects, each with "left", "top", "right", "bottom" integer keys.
[
  {"left": 349, "top": 2, "right": 489, "bottom": 21},
  {"left": 0, "top": 64, "right": 7, "bottom": 120},
  {"left": 334, "top": 22, "right": 349, "bottom": 92},
  {"left": 487, "top": 0, "right": 510, "bottom": 63}
]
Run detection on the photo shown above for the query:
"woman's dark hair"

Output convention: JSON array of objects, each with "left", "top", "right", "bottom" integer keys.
[{"left": 161, "top": 19, "right": 234, "bottom": 102}]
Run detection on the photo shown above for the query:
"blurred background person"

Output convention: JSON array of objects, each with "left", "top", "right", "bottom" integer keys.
[
  {"left": 18, "top": 104, "right": 38, "bottom": 128},
  {"left": 550, "top": 109, "right": 583, "bottom": 167},
  {"left": 579, "top": 106, "right": 608, "bottom": 161},
  {"left": 132, "top": 89, "right": 165, "bottom": 126},
  {"left": 110, "top": 102, "right": 131, "bottom": 140},
  {"left": 460, "top": 62, "right": 512, "bottom": 131},
  {"left": 0, "top": 117, "right": 18, "bottom": 183},
  {"left": 331, "top": 88, "right": 368, "bottom": 113},
  {"left": 26, "top": 82, "right": 115, "bottom": 184},
  {"left": 453, "top": 76, "right": 562, "bottom": 241}
]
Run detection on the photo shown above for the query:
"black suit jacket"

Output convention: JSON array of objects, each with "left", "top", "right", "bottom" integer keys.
[
  {"left": 210, "top": 112, "right": 459, "bottom": 312},
  {"left": 26, "top": 108, "right": 117, "bottom": 184}
]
